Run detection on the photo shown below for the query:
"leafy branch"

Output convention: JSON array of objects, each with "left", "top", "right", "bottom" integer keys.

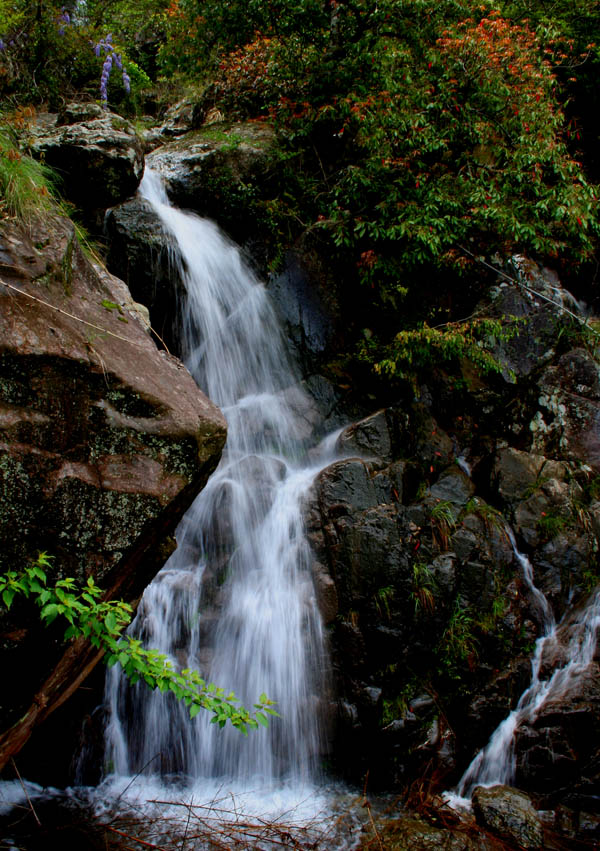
[
  {"left": 372, "top": 316, "right": 522, "bottom": 381},
  {"left": 0, "top": 554, "right": 277, "bottom": 734}
]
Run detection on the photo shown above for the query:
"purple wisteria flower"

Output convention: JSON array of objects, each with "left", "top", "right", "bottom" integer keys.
[
  {"left": 93, "top": 35, "right": 132, "bottom": 106},
  {"left": 93, "top": 33, "right": 131, "bottom": 108},
  {"left": 57, "top": 8, "right": 71, "bottom": 37}
]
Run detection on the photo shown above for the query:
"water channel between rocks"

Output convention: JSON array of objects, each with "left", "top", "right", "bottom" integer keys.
[{"left": 447, "top": 527, "right": 600, "bottom": 809}]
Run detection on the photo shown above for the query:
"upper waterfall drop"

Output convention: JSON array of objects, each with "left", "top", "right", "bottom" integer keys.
[{"left": 104, "top": 168, "right": 335, "bottom": 786}]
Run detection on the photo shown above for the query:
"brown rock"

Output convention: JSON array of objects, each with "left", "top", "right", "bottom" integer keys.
[{"left": 0, "top": 214, "right": 226, "bottom": 767}]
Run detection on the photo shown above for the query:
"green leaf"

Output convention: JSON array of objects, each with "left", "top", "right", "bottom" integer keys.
[
  {"left": 2, "top": 588, "right": 15, "bottom": 608},
  {"left": 40, "top": 602, "right": 59, "bottom": 623},
  {"left": 189, "top": 703, "right": 202, "bottom": 719}
]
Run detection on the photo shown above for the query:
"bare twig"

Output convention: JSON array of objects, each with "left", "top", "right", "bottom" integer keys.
[
  {"left": 106, "top": 825, "right": 170, "bottom": 850},
  {"left": 457, "top": 245, "right": 600, "bottom": 337},
  {"left": 362, "top": 771, "right": 384, "bottom": 851},
  {"left": 180, "top": 795, "right": 192, "bottom": 851},
  {"left": 10, "top": 758, "right": 41, "bottom": 827},
  {"left": 115, "top": 753, "right": 162, "bottom": 802}
]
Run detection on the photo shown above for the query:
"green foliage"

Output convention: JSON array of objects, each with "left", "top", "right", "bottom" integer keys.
[
  {"left": 430, "top": 499, "right": 458, "bottom": 551},
  {"left": 583, "top": 568, "right": 600, "bottom": 595},
  {"left": 0, "top": 118, "right": 58, "bottom": 223},
  {"left": 411, "top": 563, "right": 437, "bottom": 615},
  {"left": 0, "top": 554, "right": 276, "bottom": 733},
  {"left": 366, "top": 315, "right": 521, "bottom": 387},
  {"left": 437, "top": 599, "right": 478, "bottom": 678},
  {"left": 0, "top": 2, "right": 98, "bottom": 107},
  {"left": 81, "top": 0, "right": 170, "bottom": 77},
  {"left": 537, "top": 512, "right": 568, "bottom": 541},
  {"left": 267, "top": 3, "right": 597, "bottom": 280},
  {"left": 462, "top": 496, "right": 506, "bottom": 535},
  {"left": 373, "top": 585, "right": 394, "bottom": 619},
  {"left": 158, "top": 0, "right": 328, "bottom": 77}
]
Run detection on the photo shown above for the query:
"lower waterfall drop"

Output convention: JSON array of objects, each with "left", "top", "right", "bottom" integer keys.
[{"left": 104, "top": 169, "right": 334, "bottom": 792}]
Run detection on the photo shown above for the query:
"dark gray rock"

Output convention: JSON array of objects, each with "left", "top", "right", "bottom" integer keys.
[
  {"left": 104, "top": 197, "right": 181, "bottom": 349},
  {"left": 31, "top": 109, "right": 144, "bottom": 210},
  {"left": 493, "top": 447, "right": 554, "bottom": 506},
  {"left": 337, "top": 409, "right": 394, "bottom": 461},
  {"left": 515, "top": 661, "right": 600, "bottom": 805},
  {"left": 483, "top": 257, "right": 582, "bottom": 380},
  {"left": 430, "top": 467, "right": 475, "bottom": 507},
  {"left": 270, "top": 252, "right": 333, "bottom": 363},
  {"left": 533, "top": 348, "right": 600, "bottom": 472},
  {"left": 472, "top": 784, "right": 543, "bottom": 848}
]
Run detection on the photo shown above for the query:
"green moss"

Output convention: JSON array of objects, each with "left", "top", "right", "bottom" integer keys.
[
  {"left": 110, "top": 115, "right": 132, "bottom": 134},
  {"left": 105, "top": 387, "right": 163, "bottom": 419}
]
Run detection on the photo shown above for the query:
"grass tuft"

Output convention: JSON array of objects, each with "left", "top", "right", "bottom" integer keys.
[{"left": 0, "top": 122, "right": 58, "bottom": 225}]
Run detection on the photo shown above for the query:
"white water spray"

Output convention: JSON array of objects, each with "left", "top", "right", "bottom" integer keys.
[
  {"left": 451, "top": 529, "right": 600, "bottom": 804},
  {"left": 104, "top": 169, "right": 337, "bottom": 790}
]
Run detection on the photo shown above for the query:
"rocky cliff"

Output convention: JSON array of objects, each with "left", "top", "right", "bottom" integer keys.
[
  {"left": 0, "top": 202, "right": 226, "bottom": 773},
  {"left": 5, "top": 109, "right": 600, "bottom": 844}
]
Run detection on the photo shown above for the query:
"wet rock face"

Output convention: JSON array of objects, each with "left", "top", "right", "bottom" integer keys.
[
  {"left": 104, "top": 198, "right": 181, "bottom": 351},
  {"left": 515, "top": 661, "right": 600, "bottom": 807},
  {"left": 0, "top": 215, "right": 226, "bottom": 767},
  {"left": 304, "top": 408, "right": 531, "bottom": 785},
  {"left": 31, "top": 105, "right": 144, "bottom": 210},
  {"left": 472, "top": 784, "right": 543, "bottom": 849},
  {"left": 303, "top": 264, "right": 600, "bottom": 804}
]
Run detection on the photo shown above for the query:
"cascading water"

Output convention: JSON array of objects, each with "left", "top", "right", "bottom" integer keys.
[
  {"left": 104, "top": 169, "right": 334, "bottom": 790},
  {"left": 451, "top": 528, "right": 600, "bottom": 804}
]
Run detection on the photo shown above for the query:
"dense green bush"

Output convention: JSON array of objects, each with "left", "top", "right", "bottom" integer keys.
[{"left": 1, "top": 0, "right": 598, "bottom": 381}]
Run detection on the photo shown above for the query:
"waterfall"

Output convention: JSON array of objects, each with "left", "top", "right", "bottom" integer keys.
[
  {"left": 104, "top": 169, "right": 334, "bottom": 788},
  {"left": 451, "top": 529, "right": 600, "bottom": 803}
]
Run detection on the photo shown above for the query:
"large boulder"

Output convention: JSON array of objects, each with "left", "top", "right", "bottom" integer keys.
[
  {"left": 145, "top": 122, "right": 275, "bottom": 247},
  {"left": 31, "top": 105, "right": 144, "bottom": 210},
  {"left": 0, "top": 212, "right": 226, "bottom": 771},
  {"left": 104, "top": 197, "right": 181, "bottom": 350},
  {"left": 472, "top": 784, "right": 543, "bottom": 848}
]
